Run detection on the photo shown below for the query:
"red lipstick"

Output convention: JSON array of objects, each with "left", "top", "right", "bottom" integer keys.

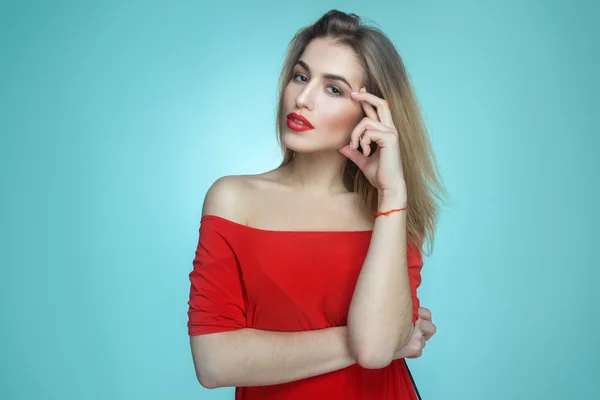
[{"left": 286, "top": 112, "right": 314, "bottom": 132}]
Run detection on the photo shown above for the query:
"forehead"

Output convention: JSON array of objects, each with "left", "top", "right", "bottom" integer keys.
[{"left": 297, "top": 37, "right": 364, "bottom": 87}]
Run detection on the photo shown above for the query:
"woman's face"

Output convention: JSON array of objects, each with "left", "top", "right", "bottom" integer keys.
[{"left": 281, "top": 37, "right": 365, "bottom": 154}]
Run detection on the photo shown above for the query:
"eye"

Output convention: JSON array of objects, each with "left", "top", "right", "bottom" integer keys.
[
  {"left": 293, "top": 73, "right": 307, "bottom": 82},
  {"left": 328, "top": 86, "right": 343, "bottom": 96}
]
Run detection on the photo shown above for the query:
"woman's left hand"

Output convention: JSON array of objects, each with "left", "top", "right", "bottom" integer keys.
[
  {"left": 393, "top": 306, "right": 437, "bottom": 360},
  {"left": 417, "top": 306, "right": 436, "bottom": 342},
  {"left": 338, "top": 87, "right": 406, "bottom": 197}
]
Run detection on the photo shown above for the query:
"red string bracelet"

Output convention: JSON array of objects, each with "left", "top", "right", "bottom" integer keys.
[{"left": 374, "top": 206, "right": 408, "bottom": 218}]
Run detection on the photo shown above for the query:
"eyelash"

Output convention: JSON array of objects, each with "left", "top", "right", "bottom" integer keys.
[{"left": 292, "top": 73, "right": 344, "bottom": 96}]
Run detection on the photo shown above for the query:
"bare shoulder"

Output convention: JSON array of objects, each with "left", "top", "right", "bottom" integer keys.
[
  {"left": 201, "top": 172, "right": 280, "bottom": 223},
  {"left": 201, "top": 175, "right": 250, "bottom": 223}
]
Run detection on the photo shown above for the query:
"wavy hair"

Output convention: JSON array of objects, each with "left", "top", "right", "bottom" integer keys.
[{"left": 275, "top": 9, "right": 451, "bottom": 255}]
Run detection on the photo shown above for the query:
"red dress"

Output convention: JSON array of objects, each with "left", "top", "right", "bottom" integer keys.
[{"left": 187, "top": 215, "right": 423, "bottom": 399}]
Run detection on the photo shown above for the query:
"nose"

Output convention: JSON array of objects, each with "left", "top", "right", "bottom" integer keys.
[{"left": 295, "top": 82, "right": 315, "bottom": 111}]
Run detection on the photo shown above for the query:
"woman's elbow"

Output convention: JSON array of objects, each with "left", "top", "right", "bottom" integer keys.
[
  {"left": 191, "top": 335, "right": 226, "bottom": 389},
  {"left": 355, "top": 349, "right": 394, "bottom": 369},
  {"left": 350, "top": 341, "right": 395, "bottom": 369},
  {"left": 195, "top": 359, "right": 225, "bottom": 389},
  {"left": 350, "top": 332, "right": 409, "bottom": 369},
  {"left": 198, "top": 373, "right": 220, "bottom": 389}
]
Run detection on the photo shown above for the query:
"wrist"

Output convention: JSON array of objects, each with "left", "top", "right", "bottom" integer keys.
[
  {"left": 377, "top": 184, "right": 407, "bottom": 207},
  {"left": 377, "top": 193, "right": 407, "bottom": 209}
]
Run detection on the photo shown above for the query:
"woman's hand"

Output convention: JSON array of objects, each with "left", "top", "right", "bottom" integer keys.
[
  {"left": 338, "top": 87, "right": 405, "bottom": 197},
  {"left": 394, "top": 307, "right": 437, "bottom": 360}
]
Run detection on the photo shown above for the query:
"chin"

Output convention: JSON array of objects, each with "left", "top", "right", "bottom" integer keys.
[
  {"left": 281, "top": 133, "right": 313, "bottom": 153},
  {"left": 282, "top": 128, "right": 348, "bottom": 154},
  {"left": 282, "top": 137, "right": 341, "bottom": 155}
]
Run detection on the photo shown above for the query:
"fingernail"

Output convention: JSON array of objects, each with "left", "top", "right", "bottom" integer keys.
[{"left": 351, "top": 91, "right": 359, "bottom": 95}]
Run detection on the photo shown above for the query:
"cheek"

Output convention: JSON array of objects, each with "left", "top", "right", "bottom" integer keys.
[
  {"left": 320, "top": 102, "right": 363, "bottom": 139},
  {"left": 283, "top": 84, "right": 298, "bottom": 108}
]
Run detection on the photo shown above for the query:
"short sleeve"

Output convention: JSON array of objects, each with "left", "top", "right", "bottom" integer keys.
[
  {"left": 407, "top": 243, "right": 424, "bottom": 324},
  {"left": 187, "top": 217, "right": 247, "bottom": 336}
]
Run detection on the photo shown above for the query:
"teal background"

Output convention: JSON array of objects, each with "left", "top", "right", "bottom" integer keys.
[{"left": 1, "top": 0, "right": 598, "bottom": 399}]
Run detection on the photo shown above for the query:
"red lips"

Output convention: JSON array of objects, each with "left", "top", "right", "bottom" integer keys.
[{"left": 286, "top": 112, "right": 314, "bottom": 132}]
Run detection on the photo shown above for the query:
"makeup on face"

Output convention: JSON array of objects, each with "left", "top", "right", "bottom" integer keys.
[
  {"left": 286, "top": 112, "right": 314, "bottom": 132},
  {"left": 281, "top": 38, "right": 366, "bottom": 152},
  {"left": 294, "top": 60, "right": 353, "bottom": 95}
]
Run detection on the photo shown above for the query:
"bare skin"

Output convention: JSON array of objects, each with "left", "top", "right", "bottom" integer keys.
[
  {"left": 192, "top": 173, "right": 437, "bottom": 388},
  {"left": 191, "top": 37, "right": 438, "bottom": 388}
]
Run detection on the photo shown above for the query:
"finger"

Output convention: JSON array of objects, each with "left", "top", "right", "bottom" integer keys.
[
  {"left": 350, "top": 118, "right": 395, "bottom": 151},
  {"left": 419, "top": 320, "right": 437, "bottom": 341},
  {"left": 359, "top": 134, "right": 371, "bottom": 157},
  {"left": 419, "top": 319, "right": 434, "bottom": 333},
  {"left": 338, "top": 144, "right": 368, "bottom": 169},
  {"left": 357, "top": 129, "right": 392, "bottom": 157},
  {"left": 351, "top": 90, "right": 395, "bottom": 129},
  {"left": 418, "top": 307, "right": 432, "bottom": 321},
  {"left": 357, "top": 141, "right": 377, "bottom": 158},
  {"left": 352, "top": 91, "right": 394, "bottom": 129},
  {"left": 359, "top": 87, "right": 379, "bottom": 122}
]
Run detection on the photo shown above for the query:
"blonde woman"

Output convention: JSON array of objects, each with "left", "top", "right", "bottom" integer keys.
[{"left": 188, "top": 9, "right": 448, "bottom": 399}]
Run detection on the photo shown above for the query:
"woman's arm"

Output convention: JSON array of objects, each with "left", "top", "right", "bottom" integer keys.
[
  {"left": 191, "top": 326, "right": 355, "bottom": 388},
  {"left": 192, "top": 319, "right": 430, "bottom": 389},
  {"left": 193, "top": 178, "right": 360, "bottom": 388},
  {"left": 340, "top": 90, "right": 422, "bottom": 370},
  {"left": 347, "top": 190, "right": 413, "bottom": 369}
]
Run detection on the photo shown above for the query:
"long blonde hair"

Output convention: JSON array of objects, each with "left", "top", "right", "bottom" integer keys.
[{"left": 275, "top": 10, "right": 451, "bottom": 255}]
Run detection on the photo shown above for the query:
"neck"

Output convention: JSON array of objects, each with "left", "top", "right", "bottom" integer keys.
[{"left": 279, "top": 150, "right": 350, "bottom": 196}]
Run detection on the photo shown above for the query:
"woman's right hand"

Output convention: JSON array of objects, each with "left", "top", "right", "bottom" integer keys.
[{"left": 394, "top": 307, "right": 436, "bottom": 360}]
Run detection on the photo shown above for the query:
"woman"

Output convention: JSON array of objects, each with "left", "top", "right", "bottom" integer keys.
[{"left": 187, "top": 9, "right": 448, "bottom": 399}]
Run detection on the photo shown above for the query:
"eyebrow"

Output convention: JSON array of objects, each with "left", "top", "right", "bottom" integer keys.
[{"left": 295, "top": 60, "right": 353, "bottom": 90}]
